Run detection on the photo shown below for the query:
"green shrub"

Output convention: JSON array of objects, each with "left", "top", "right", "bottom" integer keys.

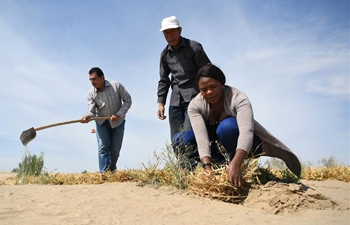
[{"left": 12, "top": 150, "right": 46, "bottom": 183}]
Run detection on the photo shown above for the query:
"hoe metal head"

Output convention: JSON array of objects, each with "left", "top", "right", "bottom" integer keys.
[{"left": 20, "top": 127, "right": 36, "bottom": 146}]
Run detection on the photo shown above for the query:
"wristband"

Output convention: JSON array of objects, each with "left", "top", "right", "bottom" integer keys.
[{"left": 202, "top": 163, "right": 212, "bottom": 169}]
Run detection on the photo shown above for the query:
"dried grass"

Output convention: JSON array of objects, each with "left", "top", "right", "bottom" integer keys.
[
  {"left": 302, "top": 165, "right": 350, "bottom": 182},
  {"left": 52, "top": 170, "right": 137, "bottom": 184},
  {"left": 187, "top": 159, "right": 260, "bottom": 203},
  {"left": 8, "top": 147, "right": 349, "bottom": 205}
]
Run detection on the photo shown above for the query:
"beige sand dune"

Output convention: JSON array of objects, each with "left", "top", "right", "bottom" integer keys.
[{"left": 0, "top": 171, "right": 348, "bottom": 225}]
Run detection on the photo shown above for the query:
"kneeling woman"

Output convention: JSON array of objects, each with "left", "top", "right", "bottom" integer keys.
[{"left": 184, "top": 63, "right": 301, "bottom": 188}]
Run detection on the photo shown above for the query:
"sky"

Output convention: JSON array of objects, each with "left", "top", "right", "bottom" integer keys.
[{"left": 0, "top": 0, "right": 348, "bottom": 173}]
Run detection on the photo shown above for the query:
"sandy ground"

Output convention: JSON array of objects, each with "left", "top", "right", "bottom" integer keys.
[{"left": 0, "top": 171, "right": 349, "bottom": 225}]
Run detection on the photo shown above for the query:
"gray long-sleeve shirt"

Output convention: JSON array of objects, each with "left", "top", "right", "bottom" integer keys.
[
  {"left": 157, "top": 37, "right": 211, "bottom": 106},
  {"left": 188, "top": 85, "right": 301, "bottom": 177},
  {"left": 87, "top": 80, "right": 132, "bottom": 128}
]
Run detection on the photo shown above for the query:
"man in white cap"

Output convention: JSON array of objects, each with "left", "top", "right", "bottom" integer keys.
[{"left": 156, "top": 16, "right": 211, "bottom": 166}]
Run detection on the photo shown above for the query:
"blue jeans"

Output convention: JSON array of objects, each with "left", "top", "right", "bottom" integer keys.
[
  {"left": 169, "top": 96, "right": 191, "bottom": 140},
  {"left": 173, "top": 117, "right": 263, "bottom": 164},
  {"left": 95, "top": 120, "right": 125, "bottom": 173},
  {"left": 172, "top": 129, "right": 199, "bottom": 158}
]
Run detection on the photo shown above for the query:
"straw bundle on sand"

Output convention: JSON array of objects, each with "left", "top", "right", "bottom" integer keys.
[{"left": 188, "top": 158, "right": 260, "bottom": 203}]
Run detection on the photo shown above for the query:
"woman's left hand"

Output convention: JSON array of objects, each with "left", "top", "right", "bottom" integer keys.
[{"left": 227, "top": 149, "right": 247, "bottom": 188}]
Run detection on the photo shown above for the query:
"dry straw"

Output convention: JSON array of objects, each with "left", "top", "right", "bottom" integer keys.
[
  {"left": 302, "top": 165, "right": 350, "bottom": 182},
  {"left": 188, "top": 158, "right": 261, "bottom": 203}
]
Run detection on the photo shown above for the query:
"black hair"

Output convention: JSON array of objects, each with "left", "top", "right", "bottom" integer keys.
[
  {"left": 195, "top": 63, "right": 226, "bottom": 85},
  {"left": 89, "top": 67, "right": 104, "bottom": 77}
]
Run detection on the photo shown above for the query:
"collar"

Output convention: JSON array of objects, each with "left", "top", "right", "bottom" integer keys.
[
  {"left": 166, "top": 36, "right": 185, "bottom": 52},
  {"left": 94, "top": 80, "right": 110, "bottom": 92}
]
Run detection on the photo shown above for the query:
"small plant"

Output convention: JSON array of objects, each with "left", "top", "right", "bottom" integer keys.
[
  {"left": 12, "top": 150, "right": 55, "bottom": 184},
  {"left": 279, "top": 168, "right": 300, "bottom": 183},
  {"left": 138, "top": 141, "right": 193, "bottom": 189},
  {"left": 319, "top": 156, "right": 339, "bottom": 168},
  {"left": 13, "top": 150, "right": 45, "bottom": 176}
]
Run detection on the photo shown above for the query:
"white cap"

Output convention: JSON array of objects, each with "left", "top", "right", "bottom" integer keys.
[{"left": 159, "top": 16, "right": 180, "bottom": 31}]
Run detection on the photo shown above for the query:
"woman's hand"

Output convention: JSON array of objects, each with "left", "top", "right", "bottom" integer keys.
[
  {"left": 201, "top": 156, "right": 213, "bottom": 174},
  {"left": 227, "top": 149, "right": 247, "bottom": 188}
]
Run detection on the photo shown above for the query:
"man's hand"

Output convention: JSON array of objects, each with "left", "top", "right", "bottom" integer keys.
[
  {"left": 227, "top": 149, "right": 247, "bottom": 188},
  {"left": 157, "top": 103, "right": 167, "bottom": 120},
  {"left": 81, "top": 115, "right": 90, "bottom": 123},
  {"left": 111, "top": 114, "right": 121, "bottom": 122}
]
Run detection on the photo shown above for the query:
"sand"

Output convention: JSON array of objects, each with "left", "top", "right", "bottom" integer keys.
[{"left": 0, "top": 171, "right": 349, "bottom": 225}]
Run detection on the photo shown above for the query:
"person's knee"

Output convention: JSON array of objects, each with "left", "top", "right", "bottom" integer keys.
[
  {"left": 172, "top": 130, "right": 195, "bottom": 145},
  {"left": 217, "top": 117, "right": 239, "bottom": 137},
  {"left": 172, "top": 130, "right": 196, "bottom": 154}
]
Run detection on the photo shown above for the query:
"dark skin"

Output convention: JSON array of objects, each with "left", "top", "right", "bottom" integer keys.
[
  {"left": 198, "top": 77, "right": 247, "bottom": 188},
  {"left": 157, "top": 27, "right": 183, "bottom": 120},
  {"left": 81, "top": 72, "right": 121, "bottom": 123}
]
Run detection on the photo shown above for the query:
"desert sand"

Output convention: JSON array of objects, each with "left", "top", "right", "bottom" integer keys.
[{"left": 0, "top": 171, "right": 349, "bottom": 225}]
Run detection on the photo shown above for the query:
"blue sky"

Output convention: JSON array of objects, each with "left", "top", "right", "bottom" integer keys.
[{"left": 0, "top": 0, "right": 348, "bottom": 173}]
